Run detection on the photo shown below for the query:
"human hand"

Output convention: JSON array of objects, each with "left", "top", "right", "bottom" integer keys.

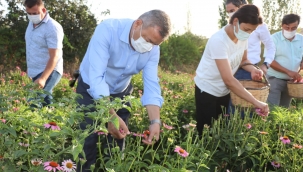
[
  {"left": 142, "top": 123, "right": 160, "bottom": 145},
  {"left": 34, "top": 77, "right": 46, "bottom": 89},
  {"left": 108, "top": 115, "right": 130, "bottom": 139},
  {"left": 251, "top": 68, "right": 263, "bottom": 81},
  {"left": 287, "top": 70, "right": 302, "bottom": 82},
  {"left": 254, "top": 101, "right": 269, "bottom": 116},
  {"left": 260, "top": 64, "right": 268, "bottom": 75}
]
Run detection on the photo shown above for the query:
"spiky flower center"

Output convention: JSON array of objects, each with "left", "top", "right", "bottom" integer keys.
[
  {"left": 179, "top": 149, "right": 185, "bottom": 154},
  {"left": 49, "top": 122, "right": 57, "bottom": 126},
  {"left": 66, "top": 162, "right": 73, "bottom": 168},
  {"left": 49, "top": 161, "right": 58, "bottom": 167}
]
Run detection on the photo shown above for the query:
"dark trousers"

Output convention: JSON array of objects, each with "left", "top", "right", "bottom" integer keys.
[
  {"left": 195, "top": 85, "right": 230, "bottom": 136},
  {"left": 76, "top": 75, "right": 133, "bottom": 172}
]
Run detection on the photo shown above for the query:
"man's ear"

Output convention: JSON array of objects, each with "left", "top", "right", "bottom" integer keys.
[
  {"left": 134, "top": 19, "right": 143, "bottom": 28},
  {"left": 42, "top": 7, "right": 47, "bottom": 13}
]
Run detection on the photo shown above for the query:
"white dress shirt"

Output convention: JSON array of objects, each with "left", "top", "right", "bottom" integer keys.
[{"left": 248, "top": 23, "right": 276, "bottom": 64}]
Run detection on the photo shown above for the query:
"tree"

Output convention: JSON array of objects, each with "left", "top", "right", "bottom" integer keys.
[
  {"left": 0, "top": 0, "right": 99, "bottom": 72},
  {"left": 218, "top": 1, "right": 228, "bottom": 29},
  {"left": 262, "top": 0, "right": 301, "bottom": 31}
]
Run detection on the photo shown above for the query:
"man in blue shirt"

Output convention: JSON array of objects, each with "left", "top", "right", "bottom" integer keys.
[
  {"left": 24, "top": 0, "right": 64, "bottom": 106},
  {"left": 75, "top": 10, "right": 171, "bottom": 171},
  {"left": 266, "top": 14, "right": 303, "bottom": 108}
]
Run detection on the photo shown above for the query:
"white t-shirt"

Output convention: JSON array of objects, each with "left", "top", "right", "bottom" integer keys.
[{"left": 194, "top": 26, "right": 248, "bottom": 97}]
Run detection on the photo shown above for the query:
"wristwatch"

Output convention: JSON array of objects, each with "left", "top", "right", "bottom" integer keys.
[
  {"left": 263, "top": 62, "right": 269, "bottom": 69},
  {"left": 150, "top": 119, "right": 161, "bottom": 127}
]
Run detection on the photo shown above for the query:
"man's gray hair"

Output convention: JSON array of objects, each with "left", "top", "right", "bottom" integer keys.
[{"left": 138, "top": 10, "right": 171, "bottom": 40}]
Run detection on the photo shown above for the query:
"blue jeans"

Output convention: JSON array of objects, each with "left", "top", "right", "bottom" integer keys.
[
  {"left": 31, "top": 70, "right": 62, "bottom": 106},
  {"left": 228, "top": 68, "right": 253, "bottom": 118}
]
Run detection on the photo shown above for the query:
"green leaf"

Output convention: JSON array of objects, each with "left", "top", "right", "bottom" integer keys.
[
  {"left": 72, "top": 144, "right": 83, "bottom": 160},
  {"left": 110, "top": 116, "right": 119, "bottom": 129},
  {"left": 13, "top": 150, "right": 27, "bottom": 158}
]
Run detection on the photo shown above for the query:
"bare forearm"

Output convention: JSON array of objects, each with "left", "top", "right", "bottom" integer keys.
[
  {"left": 146, "top": 105, "right": 160, "bottom": 121},
  {"left": 270, "top": 60, "right": 291, "bottom": 74},
  {"left": 240, "top": 60, "right": 255, "bottom": 73},
  {"left": 40, "top": 56, "right": 58, "bottom": 80}
]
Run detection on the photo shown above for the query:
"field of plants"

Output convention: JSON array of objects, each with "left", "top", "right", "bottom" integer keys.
[{"left": 1, "top": 67, "right": 303, "bottom": 172}]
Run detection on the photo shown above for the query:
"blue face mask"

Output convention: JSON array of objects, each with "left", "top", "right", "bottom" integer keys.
[{"left": 233, "top": 21, "right": 250, "bottom": 41}]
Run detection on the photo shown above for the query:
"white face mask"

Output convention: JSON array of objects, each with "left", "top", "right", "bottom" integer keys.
[
  {"left": 27, "top": 14, "right": 42, "bottom": 24},
  {"left": 234, "top": 21, "right": 251, "bottom": 41},
  {"left": 131, "top": 24, "right": 153, "bottom": 53},
  {"left": 228, "top": 12, "right": 235, "bottom": 18},
  {"left": 283, "top": 30, "right": 296, "bottom": 39}
]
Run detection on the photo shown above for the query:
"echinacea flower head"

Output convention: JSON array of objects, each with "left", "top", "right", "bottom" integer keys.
[
  {"left": 259, "top": 131, "right": 268, "bottom": 135},
  {"left": 132, "top": 132, "right": 144, "bottom": 137},
  {"left": 62, "top": 159, "right": 76, "bottom": 172},
  {"left": 94, "top": 130, "right": 107, "bottom": 135},
  {"left": 255, "top": 108, "right": 268, "bottom": 117},
  {"left": 183, "top": 109, "right": 188, "bottom": 113},
  {"left": 163, "top": 123, "right": 174, "bottom": 130},
  {"left": 143, "top": 130, "right": 150, "bottom": 139},
  {"left": 31, "top": 158, "right": 42, "bottom": 166},
  {"left": 223, "top": 114, "right": 230, "bottom": 117},
  {"left": 174, "top": 146, "right": 189, "bottom": 157},
  {"left": 19, "top": 142, "right": 29, "bottom": 147},
  {"left": 44, "top": 122, "right": 61, "bottom": 130},
  {"left": 0, "top": 155, "right": 3, "bottom": 160},
  {"left": 0, "top": 119, "right": 6, "bottom": 123},
  {"left": 271, "top": 161, "right": 280, "bottom": 168},
  {"left": 293, "top": 144, "right": 303, "bottom": 149},
  {"left": 44, "top": 161, "right": 63, "bottom": 172},
  {"left": 245, "top": 123, "right": 252, "bottom": 129},
  {"left": 280, "top": 136, "right": 291, "bottom": 144}
]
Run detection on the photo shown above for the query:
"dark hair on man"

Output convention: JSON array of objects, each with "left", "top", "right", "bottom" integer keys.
[
  {"left": 138, "top": 10, "right": 171, "bottom": 40},
  {"left": 229, "top": 4, "right": 263, "bottom": 25},
  {"left": 225, "top": 0, "right": 248, "bottom": 7},
  {"left": 24, "top": 0, "right": 44, "bottom": 8},
  {"left": 282, "top": 14, "right": 301, "bottom": 25}
]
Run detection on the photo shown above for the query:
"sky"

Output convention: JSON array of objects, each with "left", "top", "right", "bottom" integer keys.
[
  {"left": 87, "top": 0, "right": 303, "bottom": 38},
  {"left": 0, "top": 0, "right": 302, "bottom": 38}
]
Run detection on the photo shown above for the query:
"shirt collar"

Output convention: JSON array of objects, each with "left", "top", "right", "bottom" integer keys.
[
  {"left": 120, "top": 20, "right": 134, "bottom": 44},
  {"left": 280, "top": 30, "right": 299, "bottom": 42}
]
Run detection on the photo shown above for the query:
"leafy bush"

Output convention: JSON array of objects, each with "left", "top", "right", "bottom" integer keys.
[{"left": 1, "top": 67, "right": 303, "bottom": 171}]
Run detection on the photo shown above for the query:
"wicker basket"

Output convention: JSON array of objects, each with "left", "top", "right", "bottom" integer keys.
[
  {"left": 287, "top": 81, "right": 303, "bottom": 98},
  {"left": 230, "top": 63, "right": 270, "bottom": 107}
]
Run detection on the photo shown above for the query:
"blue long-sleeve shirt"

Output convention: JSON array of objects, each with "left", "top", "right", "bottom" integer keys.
[{"left": 79, "top": 18, "right": 163, "bottom": 107}]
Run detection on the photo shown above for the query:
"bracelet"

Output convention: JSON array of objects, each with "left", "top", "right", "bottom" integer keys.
[{"left": 150, "top": 119, "right": 161, "bottom": 127}]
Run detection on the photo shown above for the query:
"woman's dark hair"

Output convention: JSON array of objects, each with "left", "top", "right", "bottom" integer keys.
[
  {"left": 225, "top": 0, "right": 248, "bottom": 8},
  {"left": 282, "top": 14, "right": 300, "bottom": 25},
  {"left": 229, "top": 4, "right": 263, "bottom": 25}
]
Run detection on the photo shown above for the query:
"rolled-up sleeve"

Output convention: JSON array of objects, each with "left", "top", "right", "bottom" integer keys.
[
  {"left": 260, "top": 24, "right": 276, "bottom": 64},
  {"left": 81, "top": 23, "right": 111, "bottom": 100},
  {"left": 141, "top": 46, "right": 164, "bottom": 107}
]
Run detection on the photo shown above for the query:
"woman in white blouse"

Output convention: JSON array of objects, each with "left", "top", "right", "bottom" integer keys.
[
  {"left": 194, "top": 5, "right": 269, "bottom": 135},
  {"left": 225, "top": 0, "right": 275, "bottom": 117}
]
